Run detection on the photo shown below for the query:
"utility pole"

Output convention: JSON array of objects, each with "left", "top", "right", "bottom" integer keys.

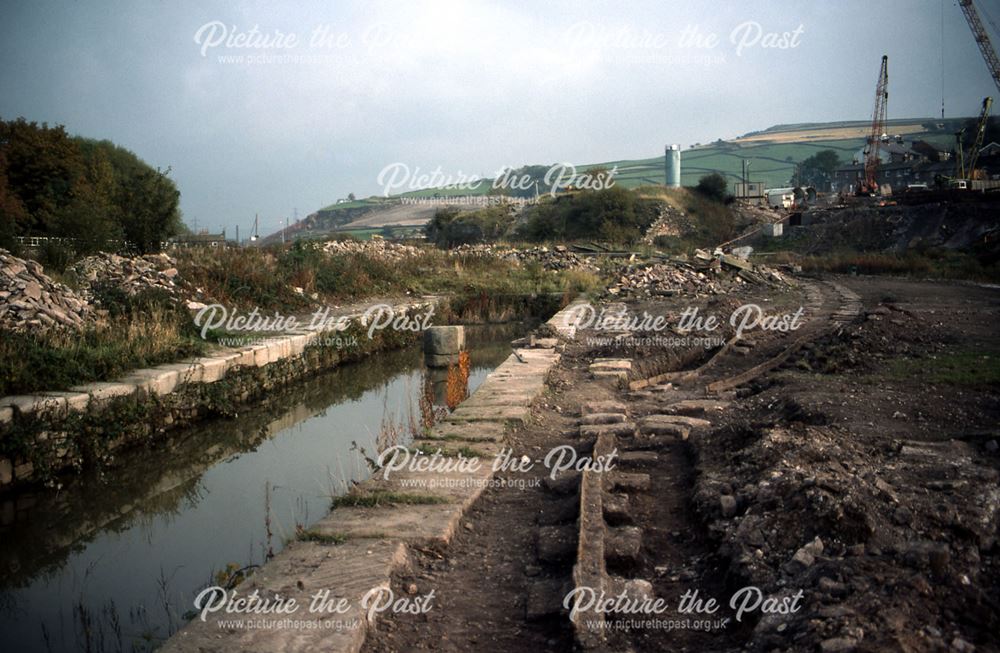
[{"left": 236, "top": 224, "right": 239, "bottom": 245}]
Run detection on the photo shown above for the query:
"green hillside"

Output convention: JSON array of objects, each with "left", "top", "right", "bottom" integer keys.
[{"left": 315, "top": 116, "right": 964, "bottom": 218}]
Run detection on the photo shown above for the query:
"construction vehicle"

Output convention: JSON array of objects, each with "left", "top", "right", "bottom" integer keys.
[
  {"left": 964, "top": 96, "right": 993, "bottom": 180},
  {"left": 948, "top": 96, "right": 993, "bottom": 188},
  {"left": 959, "top": 0, "right": 1000, "bottom": 94},
  {"left": 858, "top": 55, "right": 889, "bottom": 196}
]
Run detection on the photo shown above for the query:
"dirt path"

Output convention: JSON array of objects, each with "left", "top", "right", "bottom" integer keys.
[{"left": 363, "top": 275, "right": 1000, "bottom": 652}]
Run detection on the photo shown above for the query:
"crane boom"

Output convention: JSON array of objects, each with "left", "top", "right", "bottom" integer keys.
[
  {"left": 959, "top": 0, "right": 1000, "bottom": 94},
  {"left": 860, "top": 55, "right": 889, "bottom": 195},
  {"left": 965, "top": 96, "right": 994, "bottom": 178}
]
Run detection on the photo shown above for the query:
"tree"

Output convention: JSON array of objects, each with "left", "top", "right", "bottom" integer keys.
[
  {"left": 794, "top": 149, "right": 842, "bottom": 187},
  {"left": 347, "top": 192, "right": 356, "bottom": 201},
  {"left": 0, "top": 118, "right": 183, "bottom": 255},
  {"left": 0, "top": 118, "right": 84, "bottom": 234},
  {"left": 695, "top": 173, "right": 731, "bottom": 203}
]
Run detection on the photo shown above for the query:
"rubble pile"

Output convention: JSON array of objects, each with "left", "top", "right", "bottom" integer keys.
[
  {"left": 450, "top": 244, "right": 600, "bottom": 272},
  {"left": 320, "top": 239, "right": 421, "bottom": 262},
  {"left": 693, "top": 419, "right": 998, "bottom": 652},
  {"left": 641, "top": 204, "right": 698, "bottom": 244},
  {"left": 70, "top": 252, "right": 193, "bottom": 303},
  {"left": 608, "top": 252, "right": 790, "bottom": 298},
  {"left": 0, "top": 249, "right": 91, "bottom": 331}
]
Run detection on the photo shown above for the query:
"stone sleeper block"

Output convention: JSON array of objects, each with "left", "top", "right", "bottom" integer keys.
[
  {"left": 5, "top": 394, "right": 68, "bottom": 416},
  {"left": 159, "top": 539, "right": 407, "bottom": 653},
  {"left": 642, "top": 414, "right": 712, "bottom": 429},
  {"left": 312, "top": 503, "right": 468, "bottom": 547},
  {"left": 69, "top": 382, "right": 136, "bottom": 402},
  {"left": 40, "top": 391, "right": 91, "bottom": 412},
  {"left": 579, "top": 423, "right": 635, "bottom": 439},
  {"left": 580, "top": 413, "right": 627, "bottom": 426}
]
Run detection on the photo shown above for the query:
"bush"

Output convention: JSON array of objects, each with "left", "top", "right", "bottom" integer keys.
[
  {"left": 694, "top": 173, "right": 732, "bottom": 203},
  {"left": 517, "top": 187, "right": 660, "bottom": 244},
  {"left": 425, "top": 205, "right": 515, "bottom": 247}
]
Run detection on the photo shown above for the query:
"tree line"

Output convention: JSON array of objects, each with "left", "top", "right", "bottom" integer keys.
[{"left": 0, "top": 117, "right": 184, "bottom": 263}]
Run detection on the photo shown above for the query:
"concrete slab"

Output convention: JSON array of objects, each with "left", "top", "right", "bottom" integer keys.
[
  {"left": 427, "top": 421, "right": 507, "bottom": 443},
  {"left": 39, "top": 391, "right": 91, "bottom": 412},
  {"left": 662, "top": 399, "right": 731, "bottom": 416},
  {"left": 445, "top": 405, "right": 531, "bottom": 424},
  {"left": 638, "top": 418, "right": 690, "bottom": 439},
  {"left": 367, "top": 449, "right": 497, "bottom": 505},
  {"left": 580, "top": 413, "right": 626, "bottom": 426},
  {"left": 3, "top": 394, "right": 67, "bottom": 416},
  {"left": 160, "top": 539, "right": 407, "bottom": 653},
  {"left": 157, "top": 362, "right": 206, "bottom": 385},
  {"left": 69, "top": 382, "right": 136, "bottom": 402},
  {"left": 641, "top": 414, "right": 712, "bottom": 430},
  {"left": 120, "top": 368, "right": 180, "bottom": 396},
  {"left": 579, "top": 423, "right": 635, "bottom": 439},
  {"left": 194, "top": 356, "right": 230, "bottom": 383},
  {"left": 312, "top": 503, "right": 467, "bottom": 547}
]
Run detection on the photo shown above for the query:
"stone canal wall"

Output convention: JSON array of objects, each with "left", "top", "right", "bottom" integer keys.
[
  {"left": 0, "top": 300, "right": 438, "bottom": 489},
  {"left": 159, "top": 301, "right": 583, "bottom": 653}
]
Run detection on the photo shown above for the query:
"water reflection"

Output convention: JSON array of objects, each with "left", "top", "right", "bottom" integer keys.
[{"left": 0, "top": 324, "right": 521, "bottom": 652}]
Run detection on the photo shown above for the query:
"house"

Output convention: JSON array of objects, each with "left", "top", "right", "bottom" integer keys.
[{"left": 167, "top": 231, "right": 228, "bottom": 249}]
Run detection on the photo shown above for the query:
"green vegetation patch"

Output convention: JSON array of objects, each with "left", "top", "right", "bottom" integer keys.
[
  {"left": 886, "top": 350, "right": 1000, "bottom": 387},
  {"left": 330, "top": 490, "right": 450, "bottom": 509}
]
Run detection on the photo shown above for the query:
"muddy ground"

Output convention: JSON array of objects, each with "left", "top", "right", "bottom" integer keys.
[{"left": 363, "top": 275, "right": 1000, "bottom": 653}]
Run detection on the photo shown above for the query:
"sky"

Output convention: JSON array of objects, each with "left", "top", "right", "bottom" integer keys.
[{"left": 1, "top": 0, "right": 998, "bottom": 236}]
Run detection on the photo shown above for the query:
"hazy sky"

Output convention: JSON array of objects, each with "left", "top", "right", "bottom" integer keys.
[{"left": 1, "top": 0, "right": 997, "bottom": 235}]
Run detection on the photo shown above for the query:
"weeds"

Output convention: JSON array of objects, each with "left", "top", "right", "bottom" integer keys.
[
  {"left": 408, "top": 442, "right": 485, "bottom": 458},
  {"left": 0, "top": 306, "right": 204, "bottom": 396},
  {"left": 296, "top": 528, "right": 348, "bottom": 545},
  {"left": 330, "top": 490, "right": 448, "bottom": 509}
]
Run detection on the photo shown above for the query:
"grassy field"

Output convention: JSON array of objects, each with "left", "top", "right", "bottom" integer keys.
[{"left": 305, "top": 117, "right": 962, "bottom": 236}]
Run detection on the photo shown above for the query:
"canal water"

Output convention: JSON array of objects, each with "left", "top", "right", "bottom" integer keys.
[{"left": 0, "top": 325, "right": 523, "bottom": 652}]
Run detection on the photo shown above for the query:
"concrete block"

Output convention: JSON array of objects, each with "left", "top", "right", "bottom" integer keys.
[
  {"left": 619, "top": 451, "right": 659, "bottom": 465},
  {"left": 662, "top": 399, "right": 731, "bottom": 416},
  {"left": 158, "top": 362, "right": 205, "bottom": 385},
  {"left": 267, "top": 338, "right": 292, "bottom": 364},
  {"left": 581, "top": 413, "right": 626, "bottom": 426},
  {"left": 5, "top": 394, "right": 67, "bottom": 416},
  {"left": 609, "top": 472, "right": 651, "bottom": 493},
  {"left": 423, "top": 326, "right": 465, "bottom": 355},
  {"left": 252, "top": 344, "right": 270, "bottom": 367},
  {"left": 233, "top": 348, "right": 257, "bottom": 367},
  {"left": 638, "top": 417, "right": 690, "bottom": 439},
  {"left": 124, "top": 368, "right": 180, "bottom": 396},
  {"left": 288, "top": 334, "right": 309, "bottom": 357},
  {"left": 70, "top": 382, "right": 136, "bottom": 402},
  {"left": 603, "top": 492, "right": 630, "bottom": 523},
  {"left": 197, "top": 357, "right": 229, "bottom": 383},
  {"left": 606, "top": 526, "right": 643, "bottom": 564},
  {"left": 579, "top": 422, "right": 635, "bottom": 439},
  {"left": 40, "top": 391, "right": 90, "bottom": 412},
  {"left": 425, "top": 353, "right": 460, "bottom": 368},
  {"left": 160, "top": 540, "right": 408, "bottom": 653}
]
